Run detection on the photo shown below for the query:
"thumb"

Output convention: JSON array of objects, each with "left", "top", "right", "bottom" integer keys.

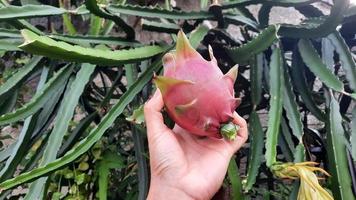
[
  {"left": 144, "top": 90, "right": 166, "bottom": 133},
  {"left": 144, "top": 90, "right": 173, "bottom": 144},
  {"left": 144, "top": 90, "right": 181, "bottom": 166}
]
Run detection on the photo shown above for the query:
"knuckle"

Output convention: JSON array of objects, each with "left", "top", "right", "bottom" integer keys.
[{"left": 241, "top": 118, "right": 247, "bottom": 127}]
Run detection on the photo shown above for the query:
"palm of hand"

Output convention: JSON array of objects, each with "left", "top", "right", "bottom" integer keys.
[
  {"left": 145, "top": 91, "right": 248, "bottom": 200},
  {"left": 150, "top": 126, "right": 237, "bottom": 199}
]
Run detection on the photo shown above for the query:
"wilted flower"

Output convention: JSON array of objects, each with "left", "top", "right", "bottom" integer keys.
[{"left": 272, "top": 162, "right": 333, "bottom": 200}]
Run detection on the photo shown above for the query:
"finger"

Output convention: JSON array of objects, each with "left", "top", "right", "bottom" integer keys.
[
  {"left": 144, "top": 90, "right": 179, "bottom": 145},
  {"left": 227, "top": 112, "right": 248, "bottom": 153},
  {"left": 232, "top": 112, "right": 248, "bottom": 140},
  {"left": 144, "top": 90, "right": 167, "bottom": 137},
  {"left": 144, "top": 90, "right": 181, "bottom": 166}
]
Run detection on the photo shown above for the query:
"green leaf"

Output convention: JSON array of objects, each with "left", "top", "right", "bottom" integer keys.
[
  {"left": 279, "top": 0, "right": 348, "bottom": 38},
  {"left": 0, "top": 56, "right": 42, "bottom": 98},
  {"left": 0, "top": 64, "right": 73, "bottom": 126},
  {"left": 0, "top": 142, "right": 16, "bottom": 163},
  {"left": 19, "top": 132, "right": 49, "bottom": 175},
  {"left": 258, "top": 5, "right": 271, "bottom": 28},
  {"left": 250, "top": 53, "right": 264, "bottom": 107},
  {"left": 321, "top": 37, "right": 335, "bottom": 70},
  {"left": 188, "top": 25, "right": 209, "bottom": 49},
  {"left": 97, "top": 151, "right": 124, "bottom": 200},
  {"left": 244, "top": 111, "right": 264, "bottom": 192},
  {"left": 328, "top": 31, "right": 356, "bottom": 91},
  {"left": 289, "top": 181, "right": 301, "bottom": 200},
  {"left": 33, "top": 67, "right": 67, "bottom": 135},
  {"left": 224, "top": 15, "right": 259, "bottom": 31},
  {"left": 351, "top": 108, "right": 356, "bottom": 162},
  {"left": 350, "top": 93, "right": 356, "bottom": 99},
  {"left": 20, "top": 0, "right": 40, "bottom": 5},
  {"left": 102, "top": 20, "right": 115, "bottom": 36},
  {"left": 283, "top": 66, "right": 303, "bottom": 141},
  {"left": 0, "top": 5, "right": 65, "bottom": 20},
  {"left": 0, "top": 1, "right": 42, "bottom": 35},
  {"left": 58, "top": 112, "right": 98, "bottom": 157},
  {"left": 290, "top": 50, "right": 325, "bottom": 121},
  {"left": 265, "top": 48, "right": 284, "bottom": 167},
  {"left": 0, "top": 115, "right": 38, "bottom": 182},
  {"left": 0, "top": 67, "right": 49, "bottom": 182},
  {"left": 72, "top": 4, "right": 90, "bottom": 15},
  {"left": 0, "top": 28, "right": 22, "bottom": 38},
  {"left": 226, "top": 25, "right": 279, "bottom": 64},
  {"left": 106, "top": 3, "right": 214, "bottom": 20},
  {"left": 279, "top": 118, "right": 294, "bottom": 161},
  {"left": 58, "top": 0, "right": 76, "bottom": 36},
  {"left": 85, "top": 0, "right": 134, "bottom": 39},
  {"left": 20, "top": 92, "right": 65, "bottom": 183},
  {"left": 0, "top": 90, "right": 18, "bottom": 117},
  {"left": 141, "top": 19, "right": 180, "bottom": 34},
  {"left": 0, "top": 56, "right": 165, "bottom": 190},
  {"left": 126, "top": 105, "right": 145, "bottom": 125},
  {"left": 293, "top": 143, "right": 305, "bottom": 163},
  {"left": 228, "top": 158, "right": 244, "bottom": 200},
  {"left": 0, "top": 38, "right": 23, "bottom": 51},
  {"left": 8, "top": 19, "right": 42, "bottom": 34},
  {"left": 234, "top": 7, "right": 257, "bottom": 22},
  {"left": 25, "top": 64, "right": 95, "bottom": 199},
  {"left": 49, "top": 34, "right": 140, "bottom": 47},
  {"left": 88, "top": 10, "right": 104, "bottom": 36},
  {"left": 19, "top": 29, "right": 166, "bottom": 66},
  {"left": 298, "top": 39, "right": 344, "bottom": 92},
  {"left": 200, "top": 0, "right": 209, "bottom": 9},
  {"left": 42, "top": 65, "right": 95, "bottom": 165},
  {"left": 124, "top": 63, "right": 138, "bottom": 87},
  {"left": 326, "top": 96, "right": 355, "bottom": 200},
  {"left": 221, "top": 0, "right": 318, "bottom": 9},
  {"left": 132, "top": 126, "right": 149, "bottom": 200},
  {"left": 102, "top": 151, "right": 124, "bottom": 170},
  {"left": 98, "top": 164, "right": 110, "bottom": 200}
]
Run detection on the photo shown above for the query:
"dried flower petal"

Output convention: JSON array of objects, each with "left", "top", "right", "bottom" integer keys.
[{"left": 272, "top": 162, "right": 333, "bottom": 200}]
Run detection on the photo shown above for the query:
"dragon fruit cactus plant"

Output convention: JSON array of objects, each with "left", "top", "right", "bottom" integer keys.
[{"left": 154, "top": 30, "right": 240, "bottom": 140}]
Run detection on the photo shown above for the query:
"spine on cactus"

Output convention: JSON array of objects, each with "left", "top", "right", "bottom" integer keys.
[{"left": 154, "top": 30, "right": 240, "bottom": 140}]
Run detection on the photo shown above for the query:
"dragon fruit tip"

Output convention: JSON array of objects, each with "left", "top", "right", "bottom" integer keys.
[
  {"left": 220, "top": 122, "right": 239, "bottom": 140},
  {"left": 176, "top": 30, "right": 197, "bottom": 59}
]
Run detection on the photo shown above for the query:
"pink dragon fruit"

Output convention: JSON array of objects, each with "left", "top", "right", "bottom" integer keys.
[{"left": 154, "top": 30, "right": 240, "bottom": 139}]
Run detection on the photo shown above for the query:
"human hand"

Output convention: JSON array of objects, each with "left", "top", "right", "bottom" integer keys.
[{"left": 144, "top": 90, "right": 248, "bottom": 200}]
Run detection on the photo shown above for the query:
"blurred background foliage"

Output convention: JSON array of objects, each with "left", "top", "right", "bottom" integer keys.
[{"left": 0, "top": 0, "right": 355, "bottom": 199}]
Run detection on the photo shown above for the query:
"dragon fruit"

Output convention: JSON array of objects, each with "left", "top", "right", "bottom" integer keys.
[{"left": 153, "top": 30, "right": 240, "bottom": 139}]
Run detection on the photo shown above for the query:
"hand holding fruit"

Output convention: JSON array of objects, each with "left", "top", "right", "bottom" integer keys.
[{"left": 145, "top": 90, "right": 248, "bottom": 200}]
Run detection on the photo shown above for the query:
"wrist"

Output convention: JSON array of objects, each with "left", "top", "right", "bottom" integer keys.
[{"left": 147, "top": 180, "right": 196, "bottom": 200}]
